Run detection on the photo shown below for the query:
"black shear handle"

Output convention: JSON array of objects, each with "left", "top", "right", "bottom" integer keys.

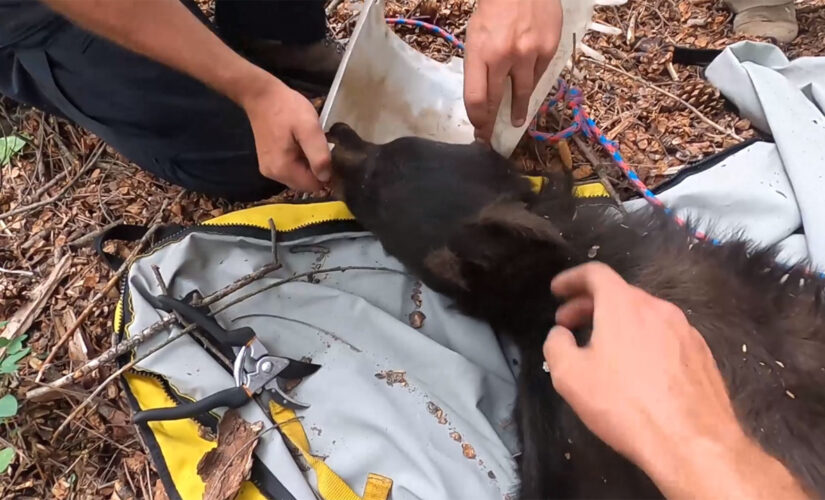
[{"left": 133, "top": 386, "right": 250, "bottom": 424}]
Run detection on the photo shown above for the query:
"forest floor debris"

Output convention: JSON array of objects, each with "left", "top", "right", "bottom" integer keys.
[{"left": 1, "top": 0, "right": 824, "bottom": 497}]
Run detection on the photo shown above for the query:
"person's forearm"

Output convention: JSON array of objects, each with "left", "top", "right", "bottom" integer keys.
[
  {"left": 40, "top": 0, "right": 275, "bottom": 107},
  {"left": 643, "top": 427, "right": 809, "bottom": 499}
]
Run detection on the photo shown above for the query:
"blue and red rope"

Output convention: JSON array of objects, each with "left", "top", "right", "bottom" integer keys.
[
  {"left": 385, "top": 17, "right": 824, "bottom": 279},
  {"left": 385, "top": 18, "right": 465, "bottom": 50}
]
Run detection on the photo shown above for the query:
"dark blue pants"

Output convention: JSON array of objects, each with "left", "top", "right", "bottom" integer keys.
[{"left": 0, "top": 0, "right": 326, "bottom": 201}]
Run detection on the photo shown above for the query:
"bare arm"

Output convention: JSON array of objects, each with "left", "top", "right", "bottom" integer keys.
[
  {"left": 40, "top": 0, "right": 331, "bottom": 191},
  {"left": 644, "top": 426, "right": 807, "bottom": 500},
  {"left": 544, "top": 262, "right": 809, "bottom": 499}
]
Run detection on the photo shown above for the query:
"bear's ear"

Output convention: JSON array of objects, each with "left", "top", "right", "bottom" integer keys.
[
  {"left": 474, "top": 198, "right": 568, "bottom": 247},
  {"left": 424, "top": 247, "right": 469, "bottom": 291}
]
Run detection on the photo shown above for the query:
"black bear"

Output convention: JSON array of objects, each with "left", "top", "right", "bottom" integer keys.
[{"left": 327, "top": 122, "right": 825, "bottom": 499}]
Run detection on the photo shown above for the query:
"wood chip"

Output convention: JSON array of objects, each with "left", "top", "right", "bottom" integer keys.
[
  {"left": 152, "top": 480, "right": 171, "bottom": 500},
  {"left": 197, "top": 410, "right": 264, "bottom": 500},
  {"left": 409, "top": 310, "right": 426, "bottom": 329},
  {"left": 1, "top": 254, "right": 71, "bottom": 353}
]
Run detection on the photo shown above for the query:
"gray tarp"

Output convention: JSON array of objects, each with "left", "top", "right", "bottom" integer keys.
[
  {"left": 625, "top": 42, "right": 825, "bottom": 268},
  {"left": 127, "top": 230, "right": 521, "bottom": 500}
]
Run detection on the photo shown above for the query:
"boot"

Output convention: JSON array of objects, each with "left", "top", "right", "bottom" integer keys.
[
  {"left": 724, "top": 0, "right": 798, "bottom": 43},
  {"left": 239, "top": 37, "right": 345, "bottom": 92}
]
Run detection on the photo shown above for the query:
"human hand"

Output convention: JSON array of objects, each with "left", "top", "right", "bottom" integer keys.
[
  {"left": 464, "top": 0, "right": 563, "bottom": 142},
  {"left": 543, "top": 262, "right": 745, "bottom": 473},
  {"left": 240, "top": 77, "right": 331, "bottom": 192},
  {"left": 542, "top": 262, "right": 809, "bottom": 498}
]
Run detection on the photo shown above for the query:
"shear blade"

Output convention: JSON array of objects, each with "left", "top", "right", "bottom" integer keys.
[
  {"left": 277, "top": 359, "right": 321, "bottom": 379},
  {"left": 269, "top": 380, "right": 311, "bottom": 410}
]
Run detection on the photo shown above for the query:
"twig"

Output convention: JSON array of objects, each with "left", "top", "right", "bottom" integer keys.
[
  {"left": 26, "top": 261, "right": 283, "bottom": 400},
  {"left": 35, "top": 196, "right": 174, "bottom": 382},
  {"left": 581, "top": 57, "right": 744, "bottom": 142},
  {"left": 41, "top": 119, "right": 79, "bottom": 168},
  {"left": 26, "top": 316, "right": 181, "bottom": 401},
  {"left": 666, "top": 62, "right": 679, "bottom": 82},
  {"left": 27, "top": 169, "right": 69, "bottom": 201},
  {"left": 51, "top": 318, "right": 191, "bottom": 439},
  {"left": 0, "top": 267, "right": 34, "bottom": 277},
  {"left": 26, "top": 265, "right": 402, "bottom": 399},
  {"left": 548, "top": 109, "right": 627, "bottom": 211},
  {"left": 231, "top": 313, "right": 361, "bottom": 353},
  {"left": 214, "top": 426, "right": 280, "bottom": 482},
  {"left": 213, "top": 265, "right": 407, "bottom": 315},
  {"left": 151, "top": 265, "right": 233, "bottom": 368},
  {"left": 406, "top": 0, "right": 425, "bottom": 16},
  {"left": 626, "top": 11, "right": 637, "bottom": 45},
  {"left": 200, "top": 261, "right": 283, "bottom": 308},
  {"left": 0, "top": 143, "right": 104, "bottom": 221},
  {"left": 67, "top": 219, "right": 124, "bottom": 248},
  {"left": 577, "top": 42, "right": 606, "bottom": 62},
  {"left": 34, "top": 113, "right": 46, "bottom": 182}
]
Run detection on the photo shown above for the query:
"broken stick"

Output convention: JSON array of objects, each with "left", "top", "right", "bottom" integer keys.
[
  {"left": 26, "top": 263, "right": 400, "bottom": 400},
  {"left": 1, "top": 254, "right": 72, "bottom": 356}
]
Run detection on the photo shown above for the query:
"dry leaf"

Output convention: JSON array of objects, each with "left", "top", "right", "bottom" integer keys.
[
  {"left": 110, "top": 479, "right": 135, "bottom": 500},
  {"left": 170, "top": 203, "right": 183, "bottom": 217},
  {"left": 152, "top": 479, "right": 171, "bottom": 500},
  {"left": 572, "top": 166, "right": 593, "bottom": 180},
  {"left": 68, "top": 329, "right": 89, "bottom": 363},
  {"left": 82, "top": 274, "right": 98, "bottom": 288},
  {"left": 197, "top": 410, "right": 264, "bottom": 500},
  {"left": 123, "top": 452, "right": 147, "bottom": 474},
  {"left": 556, "top": 140, "right": 573, "bottom": 171},
  {"left": 51, "top": 478, "right": 71, "bottom": 500}
]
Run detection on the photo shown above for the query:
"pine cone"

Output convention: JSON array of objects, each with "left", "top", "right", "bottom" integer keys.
[
  {"left": 633, "top": 37, "right": 674, "bottom": 79},
  {"left": 663, "top": 81, "right": 724, "bottom": 115}
]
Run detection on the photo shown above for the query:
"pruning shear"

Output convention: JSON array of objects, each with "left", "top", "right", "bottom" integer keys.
[{"left": 131, "top": 284, "right": 320, "bottom": 424}]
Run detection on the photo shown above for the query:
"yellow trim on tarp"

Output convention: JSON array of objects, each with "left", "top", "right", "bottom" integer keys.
[
  {"left": 573, "top": 182, "right": 610, "bottom": 198},
  {"left": 204, "top": 201, "right": 355, "bottom": 231},
  {"left": 236, "top": 481, "right": 268, "bottom": 500},
  {"left": 123, "top": 371, "right": 266, "bottom": 500},
  {"left": 202, "top": 176, "right": 551, "bottom": 232},
  {"left": 113, "top": 296, "right": 124, "bottom": 334},
  {"left": 270, "top": 402, "right": 363, "bottom": 500},
  {"left": 526, "top": 175, "right": 545, "bottom": 193}
]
